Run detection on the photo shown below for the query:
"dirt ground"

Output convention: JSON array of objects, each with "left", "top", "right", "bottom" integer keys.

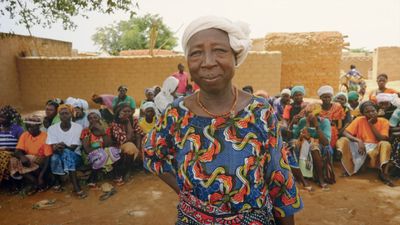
[{"left": 0, "top": 164, "right": 399, "bottom": 225}]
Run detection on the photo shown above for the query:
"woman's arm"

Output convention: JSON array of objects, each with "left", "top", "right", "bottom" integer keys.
[
  {"left": 368, "top": 120, "right": 388, "bottom": 141},
  {"left": 276, "top": 215, "right": 294, "bottom": 225}
]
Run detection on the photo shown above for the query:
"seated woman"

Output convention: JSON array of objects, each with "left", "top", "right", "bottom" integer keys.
[
  {"left": 112, "top": 85, "right": 136, "bottom": 111},
  {"left": 81, "top": 110, "right": 122, "bottom": 187},
  {"left": 0, "top": 106, "right": 24, "bottom": 185},
  {"left": 369, "top": 73, "right": 397, "bottom": 103},
  {"left": 273, "top": 88, "right": 291, "bottom": 121},
  {"left": 282, "top": 86, "right": 308, "bottom": 129},
  {"left": 43, "top": 99, "right": 61, "bottom": 130},
  {"left": 46, "top": 104, "right": 87, "bottom": 198},
  {"left": 333, "top": 92, "right": 352, "bottom": 136},
  {"left": 10, "top": 116, "right": 52, "bottom": 195},
  {"left": 317, "top": 85, "right": 346, "bottom": 149},
  {"left": 347, "top": 91, "right": 361, "bottom": 119},
  {"left": 139, "top": 88, "right": 155, "bottom": 117},
  {"left": 66, "top": 97, "right": 90, "bottom": 128},
  {"left": 376, "top": 93, "right": 397, "bottom": 120},
  {"left": 139, "top": 102, "right": 157, "bottom": 134},
  {"left": 336, "top": 101, "right": 393, "bottom": 186},
  {"left": 389, "top": 107, "right": 400, "bottom": 176},
  {"left": 111, "top": 103, "right": 143, "bottom": 181},
  {"left": 292, "top": 103, "right": 334, "bottom": 190}
]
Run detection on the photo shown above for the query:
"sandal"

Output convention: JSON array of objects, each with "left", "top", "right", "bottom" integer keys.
[
  {"left": 303, "top": 185, "right": 313, "bottom": 192},
  {"left": 87, "top": 183, "right": 101, "bottom": 190},
  {"left": 52, "top": 185, "right": 64, "bottom": 193},
  {"left": 75, "top": 190, "right": 88, "bottom": 199},
  {"left": 320, "top": 183, "right": 330, "bottom": 191}
]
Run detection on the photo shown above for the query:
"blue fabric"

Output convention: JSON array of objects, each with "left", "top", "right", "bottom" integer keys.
[{"left": 50, "top": 149, "right": 81, "bottom": 175}]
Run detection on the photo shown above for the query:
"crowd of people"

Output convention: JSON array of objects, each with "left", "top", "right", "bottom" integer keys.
[{"left": 0, "top": 15, "right": 399, "bottom": 225}]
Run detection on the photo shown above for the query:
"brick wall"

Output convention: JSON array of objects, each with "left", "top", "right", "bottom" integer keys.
[
  {"left": 265, "top": 32, "right": 344, "bottom": 97},
  {"left": 0, "top": 33, "right": 72, "bottom": 110},
  {"left": 16, "top": 52, "right": 281, "bottom": 111},
  {"left": 340, "top": 53, "right": 373, "bottom": 79},
  {"left": 372, "top": 47, "right": 400, "bottom": 81}
]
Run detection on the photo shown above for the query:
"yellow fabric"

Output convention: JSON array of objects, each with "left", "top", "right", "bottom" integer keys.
[
  {"left": 367, "top": 141, "right": 391, "bottom": 169},
  {"left": 139, "top": 117, "right": 156, "bottom": 134}
]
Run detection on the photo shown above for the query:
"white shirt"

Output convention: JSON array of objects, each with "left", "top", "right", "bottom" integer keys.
[{"left": 46, "top": 122, "right": 83, "bottom": 146}]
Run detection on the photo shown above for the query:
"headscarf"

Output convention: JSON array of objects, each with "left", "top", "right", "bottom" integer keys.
[
  {"left": 65, "top": 97, "right": 89, "bottom": 110},
  {"left": 254, "top": 90, "right": 269, "bottom": 99},
  {"left": 347, "top": 91, "right": 359, "bottom": 101},
  {"left": 154, "top": 76, "right": 179, "bottom": 115},
  {"left": 291, "top": 86, "right": 305, "bottom": 97},
  {"left": 87, "top": 109, "right": 101, "bottom": 118},
  {"left": 334, "top": 92, "right": 348, "bottom": 103},
  {"left": 58, "top": 104, "right": 74, "bottom": 113},
  {"left": 182, "top": 16, "right": 252, "bottom": 67},
  {"left": 0, "top": 105, "right": 22, "bottom": 125},
  {"left": 24, "top": 115, "right": 42, "bottom": 125},
  {"left": 376, "top": 93, "right": 394, "bottom": 103},
  {"left": 141, "top": 101, "right": 156, "bottom": 112},
  {"left": 281, "top": 89, "right": 291, "bottom": 96},
  {"left": 317, "top": 85, "right": 334, "bottom": 97},
  {"left": 391, "top": 94, "right": 400, "bottom": 107}
]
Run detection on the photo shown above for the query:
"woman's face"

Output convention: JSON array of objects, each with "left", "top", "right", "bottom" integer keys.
[
  {"left": 145, "top": 108, "right": 155, "bottom": 120},
  {"left": 45, "top": 104, "right": 57, "bottom": 118},
  {"left": 320, "top": 93, "right": 332, "bottom": 105},
  {"left": 363, "top": 105, "right": 377, "bottom": 119},
  {"left": 146, "top": 92, "right": 154, "bottom": 101},
  {"left": 119, "top": 89, "right": 127, "bottom": 98},
  {"left": 59, "top": 109, "right": 72, "bottom": 123},
  {"left": 378, "top": 101, "right": 391, "bottom": 111},
  {"left": 377, "top": 76, "right": 387, "bottom": 89},
  {"left": 187, "top": 28, "right": 236, "bottom": 93},
  {"left": 88, "top": 113, "right": 100, "bottom": 126},
  {"left": 26, "top": 124, "right": 41, "bottom": 136},
  {"left": 119, "top": 106, "right": 132, "bottom": 121},
  {"left": 348, "top": 99, "right": 359, "bottom": 108},
  {"left": 292, "top": 92, "right": 303, "bottom": 104},
  {"left": 74, "top": 107, "right": 84, "bottom": 119},
  {"left": 335, "top": 95, "right": 347, "bottom": 106}
]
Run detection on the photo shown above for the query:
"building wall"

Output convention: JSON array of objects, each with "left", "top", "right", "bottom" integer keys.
[
  {"left": 17, "top": 52, "right": 282, "bottom": 111},
  {"left": 265, "top": 32, "right": 344, "bottom": 97},
  {"left": 340, "top": 54, "right": 373, "bottom": 79},
  {"left": 251, "top": 38, "right": 265, "bottom": 51},
  {"left": 372, "top": 47, "right": 400, "bottom": 81},
  {"left": 0, "top": 33, "right": 72, "bottom": 110}
]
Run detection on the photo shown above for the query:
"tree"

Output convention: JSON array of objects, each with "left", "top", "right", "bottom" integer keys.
[
  {"left": 0, "top": 0, "right": 137, "bottom": 34},
  {"left": 92, "top": 14, "right": 178, "bottom": 55}
]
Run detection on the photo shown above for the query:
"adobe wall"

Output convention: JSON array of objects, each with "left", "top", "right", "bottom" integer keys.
[
  {"left": 372, "top": 47, "right": 400, "bottom": 81},
  {"left": 340, "top": 53, "right": 373, "bottom": 79}
]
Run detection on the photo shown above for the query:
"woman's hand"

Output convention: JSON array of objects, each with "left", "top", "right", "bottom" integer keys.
[
  {"left": 20, "top": 155, "right": 31, "bottom": 167},
  {"left": 357, "top": 140, "right": 366, "bottom": 155}
]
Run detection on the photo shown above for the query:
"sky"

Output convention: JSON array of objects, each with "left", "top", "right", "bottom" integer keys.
[{"left": 1, "top": 0, "right": 399, "bottom": 52}]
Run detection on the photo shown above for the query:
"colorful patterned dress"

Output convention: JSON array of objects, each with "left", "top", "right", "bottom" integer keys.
[{"left": 143, "top": 97, "right": 303, "bottom": 225}]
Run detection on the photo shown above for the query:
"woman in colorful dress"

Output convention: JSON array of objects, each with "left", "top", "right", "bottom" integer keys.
[
  {"left": 110, "top": 103, "right": 143, "bottom": 181},
  {"left": 389, "top": 107, "right": 400, "bottom": 177},
  {"left": 81, "top": 110, "right": 122, "bottom": 187},
  {"left": 336, "top": 101, "right": 393, "bottom": 186},
  {"left": 0, "top": 106, "right": 24, "bottom": 184},
  {"left": 317, "top": 85, "right": 346, "bottom": 150},
  {"left": 292, "top": 103, "right": 334, "bottom": 190},
  {"left": 369, "top": 73, "right": 397, "bottom": 104},
  {"left": 143, "top": 16, "right": 302, "bottom": 225},
  {"left": 139, "top": 102, "right": 157, "bottom": 134}
]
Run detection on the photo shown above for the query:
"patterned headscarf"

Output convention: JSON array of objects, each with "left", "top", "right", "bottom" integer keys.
[
  {"left": 0, "top": 105, "right": 22, "bottom": 126},
  {"left": 58, "top": 104, "right": 74, "bottom": 113}
]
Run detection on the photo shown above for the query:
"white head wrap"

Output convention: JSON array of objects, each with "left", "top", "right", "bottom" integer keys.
[
  {"left": 65, "top": 97, "right": 89, "bottom": 111},
  {"left": 141, "top": 101, "right": 156, "bottom": 112},
  {"left": 87, "top": 109, "right": 101, "bottom": 118},
  {"left": 391, "top": 94, "right": 400, "bottom": 107},
  {"left": 281, "top": 89, "right": 291, "bottom": 96},
  {"left": 182, "top": 16, "right": 252, "bottom": 67},
  {"left": 376, "top": 93, "right": 394, "bottom": 103},
  {"left": 317, "top": 85, "right": 334, "bottom": 97},
  {"left": 154, "top": 76, "right": 179, "bottom": 116}
]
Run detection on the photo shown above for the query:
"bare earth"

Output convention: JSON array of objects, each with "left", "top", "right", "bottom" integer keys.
[{"left": 0, "top": 165, "right": 399, "bottom": 225}]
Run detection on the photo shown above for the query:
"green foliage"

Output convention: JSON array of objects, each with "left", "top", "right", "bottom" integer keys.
[
  {"left": 0, "top": 0, "right": 137, "bottom": 32},
  {"left": 349, "top": 48, "right": 371, "bottom": 53},
  {"left": 92, "top": 14, "right": 178, "bottom": 55}
]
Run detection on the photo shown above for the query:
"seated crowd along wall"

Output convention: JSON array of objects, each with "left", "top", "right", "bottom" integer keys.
[
  {"left": 0, "top": 33, "right": 72, "bottom": 109},
  {"left": 340, "top": 53, "right": 373, "bottom": 79},
  {"left": 16, "top": 52, "right": 281, "bottom": 111},
  {"left": 265, "top": 32, "right": 345, "bottom": 97},
  {"left": 372, "top": 47, "right": 400, "bottom": 81}
]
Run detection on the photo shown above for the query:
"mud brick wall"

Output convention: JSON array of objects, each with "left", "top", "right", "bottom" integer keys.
[
  {"left": 16, "top": 52, "right": 281, "bottom": 111},
  {"left": 0, "top": 33, "right": 72, "bottom": 110},
  {"left": 372, "top": 47, "right": 400, "bottom": 81},
  {"left": 265, "top": 32, "right": 345, "bottom": 97},
  {"left": 340, "top": 53, "right": 373, "bottom": 79}
]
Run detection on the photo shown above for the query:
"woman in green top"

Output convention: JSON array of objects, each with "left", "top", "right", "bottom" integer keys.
[
  {"left": 292, "top": 103, "right": 335, "bottom": 190},
  {"left": 112, "top": 85, "right": 136, "bottom": 111}
]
